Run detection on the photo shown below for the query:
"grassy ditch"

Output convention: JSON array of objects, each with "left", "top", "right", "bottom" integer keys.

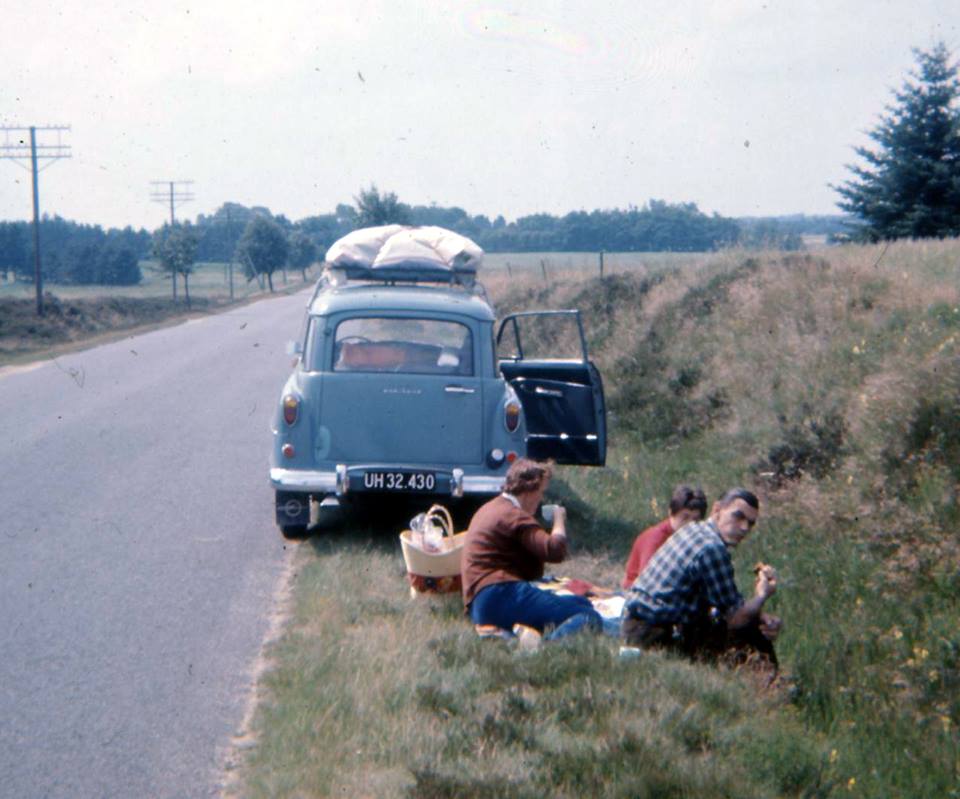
[{"left": 230, "top": 241, "right": 960, "bottom": 798}]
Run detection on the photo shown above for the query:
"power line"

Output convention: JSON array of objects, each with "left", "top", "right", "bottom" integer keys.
[
  {"left": 149, "top": 180, "right": 194, "bottom": 224},
  {"left": 0, "top": 125, "right": 72, "bottom": 316}
]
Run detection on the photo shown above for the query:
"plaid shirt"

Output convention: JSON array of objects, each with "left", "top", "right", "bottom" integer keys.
[{"left": 625, "top": 519, "right": 743, "bottom": 625}]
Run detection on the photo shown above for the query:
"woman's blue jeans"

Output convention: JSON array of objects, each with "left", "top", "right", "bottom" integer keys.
[{"left": 469, "top": 581, "right": 603, "bottom": 640}]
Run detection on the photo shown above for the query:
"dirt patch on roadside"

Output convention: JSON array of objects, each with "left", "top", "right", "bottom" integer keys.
[{"left": 0, "top": 294, "right": 230, "bottom": 361}]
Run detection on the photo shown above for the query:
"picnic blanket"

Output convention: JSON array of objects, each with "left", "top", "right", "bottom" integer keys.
[{"left": 473, "top": 576, "right": 625, "bottom": 639}]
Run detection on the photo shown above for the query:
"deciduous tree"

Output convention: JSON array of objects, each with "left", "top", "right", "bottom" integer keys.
[
  {"left": 152, "top": 222, "right": 199, "bottom": 305},
  {"left": 354, "top": 185, "right": 411, "bottom": 227},
  {"left": 287, "top": 232, "right": 318, "bottom": 281},
  {"left": 236, "top": 216, "right": 289, "bottom": 292}
]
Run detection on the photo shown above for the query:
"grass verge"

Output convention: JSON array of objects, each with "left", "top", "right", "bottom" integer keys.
[{"left": 231, "top": 241, "right": 960, "bottom": 797}]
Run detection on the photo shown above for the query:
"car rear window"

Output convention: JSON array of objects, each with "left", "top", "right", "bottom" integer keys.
[{"left": 331, "top": 317, "right": 474, "bottom": 376}]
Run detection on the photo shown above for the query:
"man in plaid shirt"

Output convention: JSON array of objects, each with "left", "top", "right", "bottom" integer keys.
[{"left": 622, "top": 488, "right": 782, "bottom": 668}]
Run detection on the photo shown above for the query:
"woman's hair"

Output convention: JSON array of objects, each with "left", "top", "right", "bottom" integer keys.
[
  {"left": 669, "top": 485, "right": 707, "bottom": 516},
  {"left": 503, "top": 458, "right": 553, "bottom": 496}
]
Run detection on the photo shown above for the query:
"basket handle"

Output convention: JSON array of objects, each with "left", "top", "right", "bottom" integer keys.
[{"left": 424, "top": 503, "right": 454, "bottom": 537}]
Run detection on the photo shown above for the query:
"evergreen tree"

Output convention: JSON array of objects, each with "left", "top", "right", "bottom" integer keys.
[
  {"left": 835, "top": 42, "right": 960, "bottom": 240},
  {"left": 0, "top": 221, "right": 27, "bottom": 281}
]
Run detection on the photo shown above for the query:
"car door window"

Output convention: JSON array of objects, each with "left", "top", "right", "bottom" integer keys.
[
  {"left": 333, "top": 317, "right": 473, "bottom": 375},
  {"left": 497, "top": 312, "right": 585, "bottom": 362}
]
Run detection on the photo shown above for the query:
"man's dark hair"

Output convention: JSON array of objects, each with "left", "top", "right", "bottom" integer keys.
[
  {"left": 716, "top": 487, "right": 759, "bottom": 510},
  {"left": 669, "top": 485, "right": 707, "bottom": 516}
]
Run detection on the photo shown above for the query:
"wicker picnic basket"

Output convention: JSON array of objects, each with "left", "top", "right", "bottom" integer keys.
[{"left": 399, "top": 504, "right": 467, "bottom": 594}]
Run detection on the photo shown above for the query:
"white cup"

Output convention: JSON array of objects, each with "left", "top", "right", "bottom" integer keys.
[{"left": 541, "top": 504, "right": 561, "bottom": 523}]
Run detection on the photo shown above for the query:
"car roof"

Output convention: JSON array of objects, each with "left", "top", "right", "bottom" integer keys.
[{"left": 308, "top": 282, "right": 495, "bottom": 321}]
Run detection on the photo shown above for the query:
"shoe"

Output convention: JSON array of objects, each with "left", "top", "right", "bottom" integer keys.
[{"left": 512, "top": 624, "right": 543, "bottom": 651}]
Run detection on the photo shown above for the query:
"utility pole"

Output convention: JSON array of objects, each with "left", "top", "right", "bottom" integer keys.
[
  {"left": 149, "top": 180, "right": 194, "bottom": 300},
  {"left": 0, "top": 125, "right": 71, "bottom": 316},
  {"left": 225, "top": 205, "right": 234, "bottom": 300}
]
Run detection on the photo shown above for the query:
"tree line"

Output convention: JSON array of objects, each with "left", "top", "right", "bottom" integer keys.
[
  {"left": 0, "top": 199, "right": 832, "bottom": 290},
  {"left": 0, "top": 219, "right": 149, "bottom": 285},
  {"left": 2, "top": 40, "right": 956, "bottom": 290}
]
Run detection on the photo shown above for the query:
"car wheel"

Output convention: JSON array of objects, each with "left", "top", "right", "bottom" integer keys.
[{"left": 279, "top": 524, "right": 311, "bottom": 540}]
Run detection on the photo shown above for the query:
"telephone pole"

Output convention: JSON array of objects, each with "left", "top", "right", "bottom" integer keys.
[
  {"left": 225, "top": 205, "right": 235, "bottom": 300},
  {"left": 150, "top": 180, "right": 194, "bottom": 300},
  {"left": 0, "top": 125, "right": 72, "bottom": 316}
]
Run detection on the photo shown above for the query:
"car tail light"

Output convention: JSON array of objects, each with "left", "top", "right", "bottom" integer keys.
[
  {"left": 504, "top": 397, "right": 521, "bottom": 433},
  {"left": 283, "top": 394, "right": 299, "bottom": 425},
  {"left": 506, "top": 450, "right": 518, "bottom": 463},
  {"left": 281, "top": 443, "right": 295, "bottom": 458}
]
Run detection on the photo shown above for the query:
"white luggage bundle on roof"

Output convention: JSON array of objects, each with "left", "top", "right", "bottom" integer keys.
[{"left": 323, "top": 225, "right": 483, "bottom": 283}]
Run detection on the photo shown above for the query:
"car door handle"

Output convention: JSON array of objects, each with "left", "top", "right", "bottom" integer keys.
[
  {"left": 444, "top": 385, "right": 476, "bottom": 394},
  {"left": 534, "top": 386, "right": 564, "bottom": 398}
]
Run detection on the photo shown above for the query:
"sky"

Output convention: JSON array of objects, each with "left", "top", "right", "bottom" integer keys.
[{"left": 1, "top": 1, "right": 958, "bottom": 231}]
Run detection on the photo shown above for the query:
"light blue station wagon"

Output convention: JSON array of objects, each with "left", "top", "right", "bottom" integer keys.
[{"left": 269, "top": 226, "right": 606, "bottom": 538}]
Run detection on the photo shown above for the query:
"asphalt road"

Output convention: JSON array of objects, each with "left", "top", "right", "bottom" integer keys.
[{"left": 0, "top": 288, "right": 312, "bottom": 798}]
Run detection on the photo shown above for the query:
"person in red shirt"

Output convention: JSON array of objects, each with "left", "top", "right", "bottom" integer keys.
[{"left": 621, "top": 485, "right": 707, "bottom": 589}]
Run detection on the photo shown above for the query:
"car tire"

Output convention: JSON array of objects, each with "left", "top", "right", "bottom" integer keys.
[{"left": 279, "top": 524, "right": 311, "bottom": 540}]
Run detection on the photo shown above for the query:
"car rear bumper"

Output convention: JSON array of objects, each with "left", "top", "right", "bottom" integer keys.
[{"left": 269, "top": 466, "right": 503, "bottom": 497}]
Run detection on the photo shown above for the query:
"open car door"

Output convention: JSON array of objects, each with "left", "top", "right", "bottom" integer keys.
[{"left": 497, "top": 310, "right": 606, "bottom": 466}]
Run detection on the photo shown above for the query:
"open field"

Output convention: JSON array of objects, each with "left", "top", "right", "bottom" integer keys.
[
  {"left": 0, "top": 252, "right": 710, "bottom": 365},
  {"left": 0, "top": 261, "right": 319, "bottom": 365},
  {"left": 483, "top": 250, "right": 708, "bottom": 282},
  {"left": 0, "top": 259, "right": 314, "bottom": 302},
  {"left": 228, "top": 239, "right": 960, "bottom": 797}
]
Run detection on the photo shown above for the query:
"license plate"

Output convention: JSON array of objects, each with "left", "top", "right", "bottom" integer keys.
[{"left": 361, "top": 470, "right": 437, "bottom": 492}]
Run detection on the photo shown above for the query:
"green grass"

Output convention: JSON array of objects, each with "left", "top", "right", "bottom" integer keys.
[
  {"left": 235, "top": 529, "right": 831, "bottom": 799},
  {"left": 235, "top": 240, "right": 960, "bottom": 797}
]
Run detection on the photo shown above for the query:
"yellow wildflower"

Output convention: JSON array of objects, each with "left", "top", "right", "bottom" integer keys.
[
  {"left": 891, "top": 627, "right": 903, "bottom": 640},
  {"left": 852, "top": 345, "right": 861, "bottom": 355},
  {"left": 941, "top": 716, "right": 951, "bottom": 732},
  {"left": 829, "top": 749, "right": 839, "bottom": 764},
  {"left": 847, "top": 777, "right": 856, "bottom": 790},
  {"left": 913, "top": 646, "right": 929, "bottom": 661}
]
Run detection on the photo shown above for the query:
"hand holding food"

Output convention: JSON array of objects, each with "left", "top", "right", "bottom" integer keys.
[{"left": 753, "top": 561, "right": 778, "bottom": 598}]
